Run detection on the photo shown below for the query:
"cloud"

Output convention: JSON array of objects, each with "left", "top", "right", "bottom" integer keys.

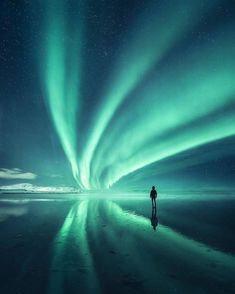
[
  {"left": 0, "top": 168, "right": 37, "bottom": 180},
  {"left": 50, "top": 174, "right": 63, "bottom": 178}
]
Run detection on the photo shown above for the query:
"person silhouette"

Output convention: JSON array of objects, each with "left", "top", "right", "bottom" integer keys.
[{"left": 150, "top": 186, "right": 157, "bottom": 208}]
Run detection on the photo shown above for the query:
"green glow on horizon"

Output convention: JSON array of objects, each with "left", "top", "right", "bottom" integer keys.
[{"left": 41, "top": 0, "right": 82, "bottom": 187}]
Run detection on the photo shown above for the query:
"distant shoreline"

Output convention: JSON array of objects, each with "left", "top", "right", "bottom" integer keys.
[{"left": 0, "top": 191, "right": 81, "bottom": 194}]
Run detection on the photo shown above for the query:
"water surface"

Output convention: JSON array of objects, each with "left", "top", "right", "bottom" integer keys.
[{"left": 0, "top": 193, "right": 234, "bottom": 293}]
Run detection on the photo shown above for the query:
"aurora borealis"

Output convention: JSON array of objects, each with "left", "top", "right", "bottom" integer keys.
[
  {"left": 1, "top": 2, "right": 235, "bottom": 292},
  {"left": 1, "top": 0, "right": 235, "bottom": 190},
  {"left": 40, "top": 0, "right": 83, "bottom": 185}
]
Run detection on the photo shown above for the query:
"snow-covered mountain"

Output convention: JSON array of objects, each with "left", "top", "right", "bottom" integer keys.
[{"left": 0, "top": 183, "right": 80, "bottom": 193}]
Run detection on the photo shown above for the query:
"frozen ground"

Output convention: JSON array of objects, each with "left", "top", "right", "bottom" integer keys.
[{"left": 0, "top": 193, "right": 235, "bottom": 294}]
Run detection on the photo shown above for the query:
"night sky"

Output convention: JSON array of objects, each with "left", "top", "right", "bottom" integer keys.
[{"left": 0, "top": 0, "right": 235, "bottom": 190}]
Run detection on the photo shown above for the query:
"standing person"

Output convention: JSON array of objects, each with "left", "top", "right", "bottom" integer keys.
[{"left": 150, "top": 186, "right": 157, "bottom": 208}]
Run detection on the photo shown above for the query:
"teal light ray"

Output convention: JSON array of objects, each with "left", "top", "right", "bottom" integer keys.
[
  {"left": 116, "top": 137, "right": 235, "bottom": 189},
  {"left": 90, "top": 25, "right": 235, "bottom": 188},
  {"left": 73, "top": 200, "right": 100, "bottom": 293},
  {"left": 48, "top": 201, "right": 100, "bottom": 294},
  {"left": 48, "top": 204, "right": 76, "bottom": 294},
  {"left": 104, "top": 109, "right": 235, "bottom": 188},
  {"left": 79, "top": 0, "right": 221, "bottom": 189},
  {"left": 40, "top": 0, "right": 83, "bottom": 186}
]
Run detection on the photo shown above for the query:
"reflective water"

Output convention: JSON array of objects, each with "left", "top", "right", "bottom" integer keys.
[{"left": 0, "top": 194, "right": 235, "bottom": 294}]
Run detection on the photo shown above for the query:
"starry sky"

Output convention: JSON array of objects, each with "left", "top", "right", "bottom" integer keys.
[{"left": 0, "top": 0, "right": 235, "bottom": 190}]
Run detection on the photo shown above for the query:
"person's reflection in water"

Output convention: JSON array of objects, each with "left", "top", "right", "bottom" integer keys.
[{"left": 151, "top": 206, "right": 158, "bottom": 230}]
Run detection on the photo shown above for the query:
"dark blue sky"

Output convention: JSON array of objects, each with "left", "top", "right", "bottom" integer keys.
[{"left": 0, "top": 0, "right": 235, "bottom": 189}]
